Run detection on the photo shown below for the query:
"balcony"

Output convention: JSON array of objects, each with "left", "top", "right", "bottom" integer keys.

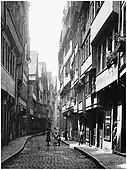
[
  {"left": 1, "top": 66, "right": 15, "bottom": 98},
  {"left": 71, "top": 70, "right": 78, "bottom": 88},
  {"left": 64, "top": 74, "right": 71, "bottom": 87},
  {"left": 96, "top": 65, "right": 118, "bottom": 92},
  {"left": 81, "top": 54, "right": 92, "bottom": 76},
  {"left": 85, "top": 94, "right": 98, "bottom": 111},
  {"left": 64, "top": 41, "right": 72, "bottom": 64},
  {"left": 91, "top": 1, "right": 119, "bottom": 43}
]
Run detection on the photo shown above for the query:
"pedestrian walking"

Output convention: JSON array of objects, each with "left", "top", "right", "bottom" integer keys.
[
  {"left": 79, "top": 129, "right": 84, "bottom": 145},
  {"left": 65, "top": 128, "right": 68, "bottom": 141},
  {"left": 57, "top": 134, "right": 61, "bottom": 146},
  {"left": 46, "top": 130, "right": 51, "bottom": 146}
]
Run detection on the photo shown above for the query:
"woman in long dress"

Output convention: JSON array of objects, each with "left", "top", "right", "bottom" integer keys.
[{"left": 46, "top": 130, "right": 51, "bottom": 146}]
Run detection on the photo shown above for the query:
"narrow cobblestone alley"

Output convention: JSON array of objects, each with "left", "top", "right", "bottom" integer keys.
[{"left": 2, "top": 135, "right": 100, "bottom": 169}]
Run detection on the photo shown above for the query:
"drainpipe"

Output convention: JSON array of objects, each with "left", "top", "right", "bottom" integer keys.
[{"left": 117, "top": 1, "right": 121, "bottom": 85}]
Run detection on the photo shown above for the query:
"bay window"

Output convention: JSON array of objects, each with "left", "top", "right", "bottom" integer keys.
[{"left": 97, "top": 29, "right": 114, "bottom": 72}]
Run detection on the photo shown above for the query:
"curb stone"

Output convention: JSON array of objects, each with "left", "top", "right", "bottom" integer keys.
[
  {"left": 1, "top": 132, "right": 45, "bottom": 166},
  {"left": 74, "top": 147, "right": 107, "bottom": 169},
  {"left": 61, "top": 140, "right": 105, "bottom": 169}
]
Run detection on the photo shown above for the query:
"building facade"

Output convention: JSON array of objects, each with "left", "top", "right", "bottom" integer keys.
[
  {"left": 28, "top": 55, "right": 50, "bottom": 134},
  {"left": 47, "top": 73, "right": 57, "bottom": 130},
  {"left": 1, "top": 1, "right": 30, "bottom": 146},
  {"left": 28, "top": 51, "right": 39, "bottom": 133},
  {"left": 38, "top": 62, "right": 48, "bottom": 132},
  {"left": 58, "top": 1, "right": 126, "bottom": 154}
]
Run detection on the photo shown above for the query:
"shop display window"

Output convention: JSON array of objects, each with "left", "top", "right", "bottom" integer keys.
[{"left": 104, "top": 109, "right": 111, "bottom": 141}]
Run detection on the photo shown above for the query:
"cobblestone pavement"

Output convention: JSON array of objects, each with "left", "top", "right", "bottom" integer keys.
[{"left": 2, "top": 135, "right": 100, "bottom": 169}]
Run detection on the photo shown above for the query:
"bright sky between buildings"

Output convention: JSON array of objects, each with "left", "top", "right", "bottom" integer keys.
[{"left": 29, "top": 0, "right": 65, "bottom": 77}]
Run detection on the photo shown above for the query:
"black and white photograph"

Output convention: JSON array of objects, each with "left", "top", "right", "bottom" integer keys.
[{"left": 1, "top": 1, "right": 126, "bottom": 169}]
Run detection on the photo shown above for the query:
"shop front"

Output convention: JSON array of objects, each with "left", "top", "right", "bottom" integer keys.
[
  {"left": 84, "top": 109, "right": 96, "bottom": 146},
  {"left": 96, "top": 80, "right": 126, "bottom": 153},
  {"left": 1, "top": 89, "right": 15, "bottom": 146},
  {"left": 85, "top": 94, "right": 99, "bottom": 146},
  {"left": 17, "top": 98, "right": 28, "bottom": 137}
]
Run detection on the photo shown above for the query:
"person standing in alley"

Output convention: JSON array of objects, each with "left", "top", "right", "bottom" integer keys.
[
  {"left": 65, "top": 128, "right": 68, "bottom": 141},
  {"left": 79, "top": 129, "right": 84, "bottom": 145},
  {"left": 57, "top": 134, "right": 61, "bottom": 146},
  {"left": 46, "top": 130, "right": 51, "bottom": 146}
]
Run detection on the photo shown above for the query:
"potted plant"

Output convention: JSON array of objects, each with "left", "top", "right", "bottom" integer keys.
[{"left": 116, "top": 36, "right": 126, "bottom": 52}]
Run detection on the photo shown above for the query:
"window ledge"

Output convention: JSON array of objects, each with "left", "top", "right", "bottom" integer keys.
[
  {"left": 96, "top": 67, "right": 107, "bottom": 77},
  {"left": 1, "top": 64, "right": 15, "bottom": 80}
]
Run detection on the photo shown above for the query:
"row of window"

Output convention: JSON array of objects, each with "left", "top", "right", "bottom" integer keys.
[
  {"left": 1, "top": 34, "right": 15, "bottom": 78},
  {"left": 7, "top": 1, "right": 26, "bottom": 44},
  {"left": 90, "top": 1, "right": 104, "bottom": 24},
  {"left": 97, "top": 24, "right": 118, "bottom": 73},
  {"left": 60, "top": 2, "right": 126, "bottom": 87}
]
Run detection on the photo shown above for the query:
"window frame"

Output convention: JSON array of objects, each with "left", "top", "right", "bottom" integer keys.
[
  {"left": 97, "top": 44, "right": 101, "bottom": 73},
  {"left": 102, "top": 38, "right": 107, "bottom": 70}
]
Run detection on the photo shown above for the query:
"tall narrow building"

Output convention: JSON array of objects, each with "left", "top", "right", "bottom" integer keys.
[
  {"left": 1, "top": 1, "right": 30, "bottom": 146},
  {"left": 58, "top": 1, "right": 126, "bottom": 154}
]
